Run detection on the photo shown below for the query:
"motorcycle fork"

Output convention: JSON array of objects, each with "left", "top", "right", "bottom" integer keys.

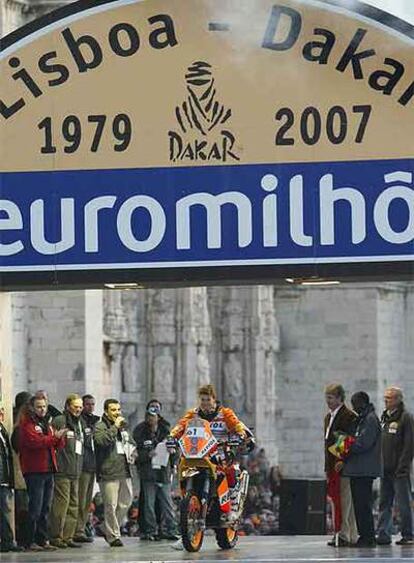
[{"left": 199, "top": 473, "right": 210, "bottom": 530}]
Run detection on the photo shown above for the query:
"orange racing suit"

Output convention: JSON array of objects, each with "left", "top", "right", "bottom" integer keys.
[
  {"left": 170, "top": 404, "right": 246, "bottom": 443},
  {"left": 171, "top": 404, "right": 247, "bottom": 509}
]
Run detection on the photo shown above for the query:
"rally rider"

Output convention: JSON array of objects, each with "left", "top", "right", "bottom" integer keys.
[{"left": 169, "top": 384, "right": 254, "bottom": 519}]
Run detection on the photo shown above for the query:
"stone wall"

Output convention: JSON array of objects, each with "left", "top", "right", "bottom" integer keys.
[
  {"left": 273, "top": 283, "right": 414, "bottom": 478},
  {"left": 10, "top": 291, "right": 104, "bottom": 413}
]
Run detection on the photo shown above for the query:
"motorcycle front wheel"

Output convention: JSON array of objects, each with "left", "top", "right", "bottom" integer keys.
[
  {"left": 180, "top": 493, "right": 204, "bottom": 552},
  {"left": 215, "top": 527, "right": 238, "bottom": 550}
]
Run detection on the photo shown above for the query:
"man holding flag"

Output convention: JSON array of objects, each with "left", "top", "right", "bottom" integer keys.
[{"left": 324, "top": 384, "right": 358, "bottom": 547}]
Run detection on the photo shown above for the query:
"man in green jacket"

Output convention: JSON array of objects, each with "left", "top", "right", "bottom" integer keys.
[
  {"left": 377, "top": 387, "right": 414, "bottom": 546},
  {"left": 94, "top": 399, "right": 136, "bottom": 548},
  {"left": 49, "top": 394, "right": 84, "bottom": 549}
]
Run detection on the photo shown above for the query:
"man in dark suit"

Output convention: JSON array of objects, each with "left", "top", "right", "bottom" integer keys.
[{"left": 324, "top": 383, "right": 358, "bottom": 547}]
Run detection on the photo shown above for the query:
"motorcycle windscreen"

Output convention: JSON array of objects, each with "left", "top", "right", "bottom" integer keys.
[{"left": 179, "top": 418, "right": 218, "bottom": 459}]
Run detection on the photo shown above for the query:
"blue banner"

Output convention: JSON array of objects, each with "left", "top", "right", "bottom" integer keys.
[{"left": 1, "top": 158, "right": 414, "bottom": 272}]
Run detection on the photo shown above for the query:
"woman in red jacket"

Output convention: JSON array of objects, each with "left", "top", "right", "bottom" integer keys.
[{"left": 18, "top": 394, "right": 66, "bottom": 552}]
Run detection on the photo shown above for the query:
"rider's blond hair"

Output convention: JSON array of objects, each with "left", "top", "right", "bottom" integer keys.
[{"left": 198, "top": 384, "right": 216, "bottom": 400}]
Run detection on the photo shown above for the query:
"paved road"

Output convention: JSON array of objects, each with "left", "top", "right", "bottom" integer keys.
[{"left": 0, "top": 536, "right": 413, "bottom": 562}]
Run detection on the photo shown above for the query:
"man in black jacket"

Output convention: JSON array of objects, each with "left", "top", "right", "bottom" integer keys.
[
  {"left": 377, "top": 387, "right": 414, "bottom": 546},
  {"left": 134, "top": 405, "right": 178, "bottom": 541},
  {"left": 74, "top": 395, "right": 100, "bottom": 543},
  {"left": 0, "top": 400, "right": 23, "bottom": 552},
  {"left": 343, "top": 392, "right": 382, "bottom": 548}
]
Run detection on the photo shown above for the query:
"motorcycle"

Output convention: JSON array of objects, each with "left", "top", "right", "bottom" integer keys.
[{"left": 175, "top": 416, "right": 249, "bottom": 552}]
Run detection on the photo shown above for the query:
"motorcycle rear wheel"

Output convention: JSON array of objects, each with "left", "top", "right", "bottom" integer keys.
[
  {"left": 180, "top": 493, "right": 204, "bottom": 552},
  {"left": 215, "top": 526, "right": 238, "bottom": 550}
]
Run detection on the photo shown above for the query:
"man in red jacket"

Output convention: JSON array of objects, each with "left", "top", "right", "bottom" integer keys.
[{"left": 19, "top": 394, "right": 66, "bottom": 552}]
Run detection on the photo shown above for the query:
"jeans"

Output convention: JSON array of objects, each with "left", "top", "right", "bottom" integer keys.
[
  {"left": 377, "top": 475, "right": 413, "bottom": 540},
  {"left": 350, "top": 477, "right": 376, "bottom": 543},
  {"left": 141, "top": 481, "right": 177, "bottom": 536},
  {"left": 0, "top": 487, "right": 14, "bottom": 548},
  {"left": 25, "top": 473, "right": 54, "bottom": 547}
]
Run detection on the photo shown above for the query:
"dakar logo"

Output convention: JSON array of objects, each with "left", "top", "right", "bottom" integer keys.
[{"left": 168, "top": 61, "right": 240, "bottom": 163}]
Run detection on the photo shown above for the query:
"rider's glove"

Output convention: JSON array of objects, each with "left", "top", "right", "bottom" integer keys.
[
  {"left": 211, "top": 450, "right": 225, "bottom": 465},
  {"left": 166, "top": 436, "right": 177, "bottom": 450},
  {"left": 228, "top": 435, "right": 243, "bottom": 448},
  {"left": 244, "top": 436, "right": 256, "bottom": 453}
]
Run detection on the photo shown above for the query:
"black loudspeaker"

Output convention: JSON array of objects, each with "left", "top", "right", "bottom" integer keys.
[{"left": 279, "top": 479, "right": 326, "bottom": 535}]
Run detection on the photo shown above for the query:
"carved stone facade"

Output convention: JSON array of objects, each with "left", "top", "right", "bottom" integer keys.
[{"left": 103, "top": 286, "right": 281, "bottom": 463}]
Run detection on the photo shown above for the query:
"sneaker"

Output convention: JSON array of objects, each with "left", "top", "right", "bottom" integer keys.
[
  {"left": 109, "top": 539, "right": 124, "bottom": 547},
  {"left": 140, "top": 534, "right": 156, "bottom": 541},
  {"left": 396, "top": 538, "right": 414, "bottom": 546},
  {"left": 27, "top": 543, "right": 44, "bottom": 552},
  {"left": 171, "top": 538, "right": 184, "bottom": 551},
  {"left": 66, "top": 539, "right": 83, "bottom": 548},
  {"left": 73, "top": 535, "right": 94, "bottom": 543},
  {"left": 50, "top": 539, "right": 68, "bottom": 549}
]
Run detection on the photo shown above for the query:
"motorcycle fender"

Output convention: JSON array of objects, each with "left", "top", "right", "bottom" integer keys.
[{"left": 217, "top": 476, "right": 231, "bottom": 513}]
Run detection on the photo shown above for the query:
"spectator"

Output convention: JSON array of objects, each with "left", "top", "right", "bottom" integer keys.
[
  {"left": 11, "top": 391, "right": 31, "bottom": 547},
  {"left": 35, "top": 390, "right": 61, "bottom": 419},
  {"left": 257, "top": 448, "right": 270, "bottom": 481},
  {"left": 134, "top": 407, "right": 178, "bottom": 541},
  {"left": 50, "top": 394, "right": 84, "bottom": 549},
  {"left": 90, "top": 491, "right": 105, "bottom": 537},
  {"left": 269, "top": 465, "right": 283, "bottom": 498},
  {"left": 74, "top": 394, "right": 100, "bottom": 544},
  {"left": 139, "top": 399, "right": 171, "bottom": 535},
  {"left": 377, "top": 386, "right": 414, "bottom": 546},
  {"left": 324, "top": 383, "right": 358, "bottom": 547},
  {"left": 94, "top": 398, "right": 136, "bottom": 547},
  {"left": 0, "top": 400, "right": 23, "bottom": 553},
  {"left": 13, "top": 392, "right": 32, "bottom": 422},
  {"left": 19, "top": 394, "right": 66, "bottom": 552},
  {"left": 342, "top": 391, "right": 382, "bottom": 548},
  {"left": 123, "top": 495, "right": 140, "bottom": 537}
]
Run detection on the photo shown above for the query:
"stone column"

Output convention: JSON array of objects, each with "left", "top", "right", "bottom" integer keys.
[
  {"left": 208, "top": 286, "right": 280, "bottom": 459},
  {"left": 181, "top": 287, "right": 212, "bottom": 405},
  {"left": 250, "top": 286, "right": 280, "bottom": 460},
  {"left": 85, "top": 290, "right": 104, "bottom": 414}
]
